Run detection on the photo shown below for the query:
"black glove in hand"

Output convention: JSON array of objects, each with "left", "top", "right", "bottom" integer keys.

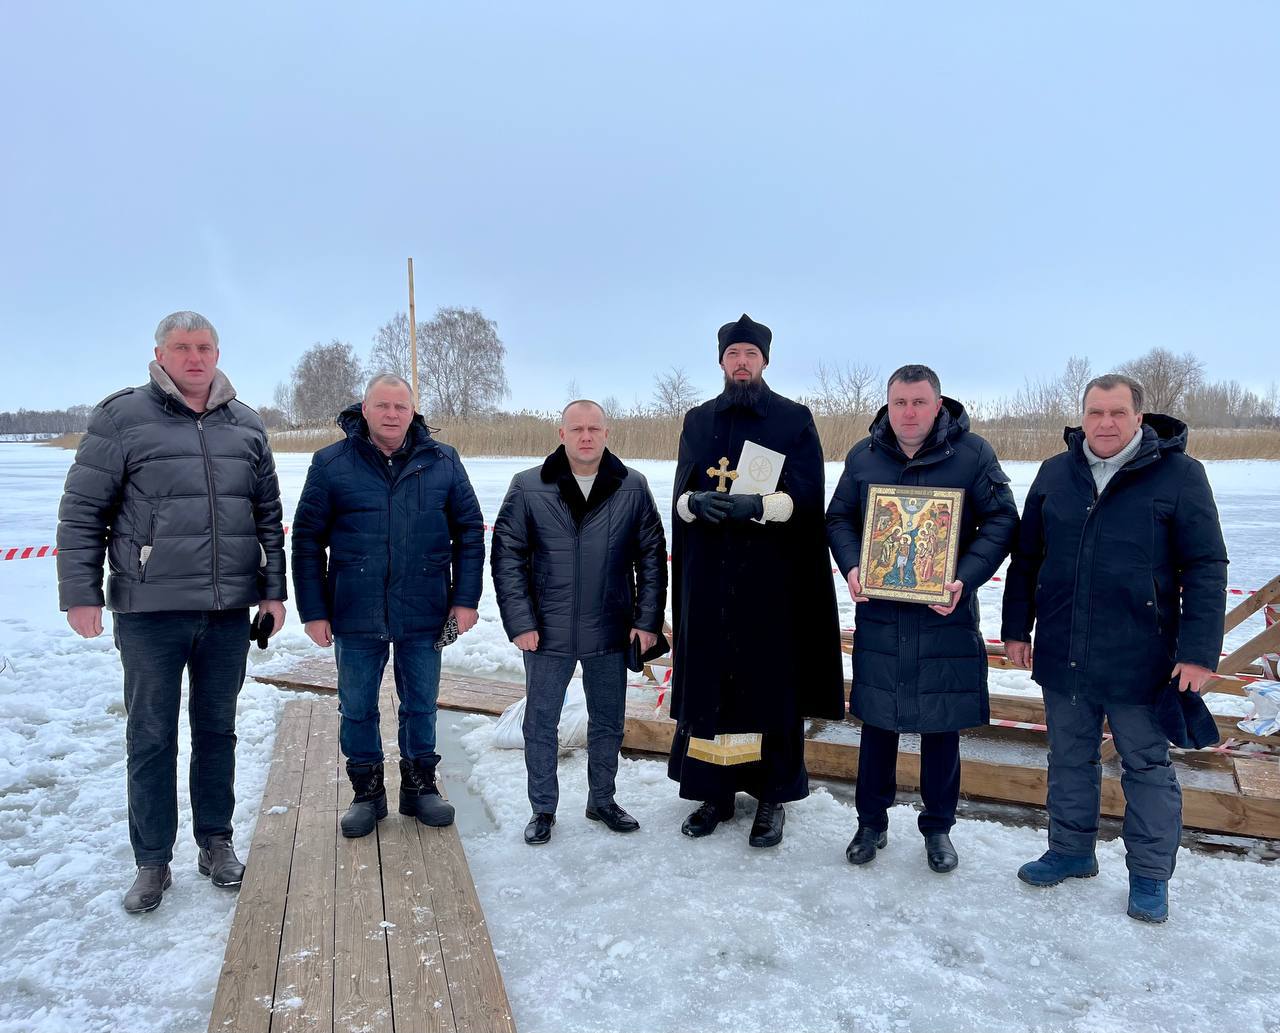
[
  {"left": 687, "top": 491, "right": 734, "bottom": 523},
  {"left": 721, "top": 493, "right": 764, "bottom": 522}
]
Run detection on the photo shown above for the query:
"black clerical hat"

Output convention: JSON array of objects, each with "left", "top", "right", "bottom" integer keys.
[
  {"left": 1154, "top": 676, "right": 1221, "bottom": 749},
  {"left": 717, "top": 313, "right": 772, "bottom": 362}
]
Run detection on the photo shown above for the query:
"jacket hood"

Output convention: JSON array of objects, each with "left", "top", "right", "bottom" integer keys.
[
  {"left": 149, "top": 360, "right": 237, "bottom": 412},
  {"left": 1064, "top": 412, "right": 1188, "bottom": 458},
  {"left": 337, "top": 402, "right": 434, "bottom": 450},
  {"left": 869, "top": 396, "right": 969, "bottom": 455},
  {"left": 540, "top": 444, "right": 627, "bottom": 484}
]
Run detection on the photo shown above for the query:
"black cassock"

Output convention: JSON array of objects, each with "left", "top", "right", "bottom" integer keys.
[{"left": 667, "top": 386, "right": 844, "bottom": 803}]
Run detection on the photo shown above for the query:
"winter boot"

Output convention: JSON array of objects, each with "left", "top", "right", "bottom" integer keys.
[
  {"left": 340, "top": 761, "right": 387, "bottom": 838},
  {"left": 399, "top": 758, "right": 455, "bottom": 827},
  {"left": 748, "top": 801, "right": 785, "bottom": 848},
  {"left": 198, "top": 833, "right": 245, "bottom": 887},
  {"left": 1017, "top": 849, "right": 1099, "bottom": 887},
  {"left": 123, "top": 864, "right": 172, "bottom": 914},
  {"left": 1127, "top": 874, "right": 1169, "bottom": 924}
]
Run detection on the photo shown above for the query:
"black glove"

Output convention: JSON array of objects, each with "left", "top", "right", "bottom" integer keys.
[
  {"left": 687, "top": 491, "right": 734, "bottom": 523},
  {"left": 721, "top": 493, "right": 764, "bottom": 523}
]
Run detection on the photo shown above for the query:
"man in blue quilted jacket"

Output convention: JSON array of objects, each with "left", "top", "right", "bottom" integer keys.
[{"left": 291, "top": 374, "right": 486, "bottom": 838}]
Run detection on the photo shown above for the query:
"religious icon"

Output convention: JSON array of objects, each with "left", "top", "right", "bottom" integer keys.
[{"left": 857, "top": 485, "right": 964, "bottom": 605}]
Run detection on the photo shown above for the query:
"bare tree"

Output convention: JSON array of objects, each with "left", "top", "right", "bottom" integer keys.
[
  {"left": 418, "top": 307, "right": 510, "bottom": 420},
  {"left": 369, "top": 312, "right": 414, "bottom": 382},
  {"left": 1060, "top": 355, "right": 1093, "bottom": 414},
  {"left": 651, "top": 366, "right": 699, "bottom": 419},
  {"left": 291, "top": 340, "right": 364, "bottom": 425},
  {"left": 272, "top": 380, "right": 298, "bottom": 427},
  {"left": 565, "top": 378, "right": 581, "bottom": 404},
  {"left": 1118, "top": 347, "right": 1205, "bottom": 414},
  {"left": 811, "top": 360, "right": 880, "bottom": 417},
  {"left": 600, "top": 395, "right": 622, "bottom": 422}
]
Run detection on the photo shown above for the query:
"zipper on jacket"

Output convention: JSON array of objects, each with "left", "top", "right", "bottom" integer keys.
[
  {"left": 571, "top": 528, "right": 581, "bottom": 657},
  {"left": 139, "top": 512, "right": 157, "bottom": 581},
  {"left": 196, "top": 419, "right": 222, "bottom": 608}
]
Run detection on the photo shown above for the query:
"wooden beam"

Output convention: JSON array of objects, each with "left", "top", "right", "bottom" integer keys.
[
  {"left": 1224, "top": 575, "right": 1280, "bottom": 634},
  {"left": 207, "top": 703, "right": 311, "bottom": 1033}
]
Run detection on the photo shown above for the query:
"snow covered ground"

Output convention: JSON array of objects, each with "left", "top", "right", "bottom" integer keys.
[{"left": 1, "top": 442, "right": 1278, "bottom": 1033}]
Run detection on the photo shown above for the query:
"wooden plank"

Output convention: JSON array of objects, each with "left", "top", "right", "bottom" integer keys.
[
  {"left": 380, "top": 810, "right": 456, "bottom": 1033},
  {"left": 1224, "top": 574, "right": 1280, "bottom": 634},
  {"left": 1235, "top": 757, "right": 1280, "bottom": 799},
  {"left": 333, "top": 819, "right": 393, "bottom": 1033},
  {"left": 1219, "top": 622, "right": 1280, "bottom": 678},
  {"left": 273, "top": 805, "right": 336, "bottom": 1033},
  {"left": 207, "top": 702, "right": 311, "bottom": 1033},
  {"left": 299, "top": 705, "right": 341, "bottom": 811},
  {"left": 419, "top": 817, "right": 517, "bottom": 1033}
]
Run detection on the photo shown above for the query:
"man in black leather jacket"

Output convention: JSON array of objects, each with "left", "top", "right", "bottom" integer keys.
[
  {"left": 491, "top": 400, "right": 667, "bottom": 845},
  {"left": 56, "top": 311, "right": 287, "bottom": 914}
]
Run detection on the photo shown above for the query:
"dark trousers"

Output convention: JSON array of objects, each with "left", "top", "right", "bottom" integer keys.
[
  {"left": 522, "top": 650, "right": 626, "bottom": 814},
  {"left": 114, "top": 609, "right": 250, "bottom": 865},
  {"left": 855, "top": 723, "right": 960, "bottom": 835},
  {"left": 334, "top": 634, "right": 443, "bottom": 767},
  {"left": 1044, "top": 688, "right": 1182, "bottom": 880}
]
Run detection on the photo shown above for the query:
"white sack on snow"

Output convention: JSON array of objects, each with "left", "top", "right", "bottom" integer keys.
[
  {"left": 493, "top": 681, "right": 589, "bottom": 749},
  {"left": 1238, "top": 679, "right": 1280, "bottom": 736}
]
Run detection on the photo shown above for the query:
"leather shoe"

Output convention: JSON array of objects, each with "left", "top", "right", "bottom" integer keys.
[
  {"left": 925, "top": 832, "right": 958, "bottom": 874},
  {"left": 524, "top": 812, "right": 555, "bottom": 845},
  {"left": 198, "top": 834, "right": 245, "bottom": 888},
  {"left": 585, "top": 801, "right": 640, "bottom": 833},
  {"left": 748, "top": 801, "right": 785, "bottom": 849},
  {"left": 845, "top": 826, "right": 887, "bottom": 866},
  {"left": 123, "top": 864, "right": 172, "bottom": 914},
  {"left": 681, "top": 797, "right": 735, "bottom": 838}
]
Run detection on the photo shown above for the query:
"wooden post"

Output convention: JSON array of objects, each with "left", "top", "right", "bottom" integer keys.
[{"left": 407, "top": 257, "right": 419, "bottom": 412}]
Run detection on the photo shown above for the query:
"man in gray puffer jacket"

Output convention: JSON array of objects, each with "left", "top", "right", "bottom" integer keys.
[
  {"left": 56, "top": 311, "right": 287, "bottom": 914},
  {"left": 491, "top": 400, "right": 667, "bottom": 846}
]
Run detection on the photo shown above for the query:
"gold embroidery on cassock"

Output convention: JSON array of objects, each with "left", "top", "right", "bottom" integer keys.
[{"left": 686, "top": 732, "right": 763, "bottom": 766}]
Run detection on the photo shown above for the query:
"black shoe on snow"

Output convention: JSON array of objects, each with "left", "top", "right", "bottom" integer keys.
[
  {"left": 198, "top": 834, "right": 245, "bottom": 887},
  {"left": 748, "top": 801, "right": 785, "bottom": 848},
  {"left": 123, "top": 864, "right": 172, "bottom": 914}
]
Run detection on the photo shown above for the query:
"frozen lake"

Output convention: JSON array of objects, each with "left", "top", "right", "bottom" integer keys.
[{"left": 1, "top": 441, "right": 1278, "bottom": 1033}]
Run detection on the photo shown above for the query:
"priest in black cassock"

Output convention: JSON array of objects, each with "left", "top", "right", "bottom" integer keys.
[{"left": 667, "top": 314, "right": 845, "bottom": 848}]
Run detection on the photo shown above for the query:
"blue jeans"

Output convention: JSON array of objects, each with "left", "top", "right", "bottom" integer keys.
[
  {"left": 1044, "top": 688, "right": 1182, "bottom": 880},
  {"left": 114, "top": 609, "right": 250, "bottom": 865},
  {"left": 522, "top": 650, "right": 627, "bottom": 814},
  {"left": 334, "top": 634, "right": 442, "bottom": 766}
]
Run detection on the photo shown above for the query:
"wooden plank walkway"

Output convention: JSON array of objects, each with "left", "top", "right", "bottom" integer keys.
[
  {"left": 208, "top": 681, "right": 516, "bottom": 1033},
  {"left": 257, "top": 660, "right": 1280, "bottom": 840}
]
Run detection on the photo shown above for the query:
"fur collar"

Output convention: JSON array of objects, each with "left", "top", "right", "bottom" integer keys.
[{"left": 540, "top": 445, "right": 627, "bottom": 524}]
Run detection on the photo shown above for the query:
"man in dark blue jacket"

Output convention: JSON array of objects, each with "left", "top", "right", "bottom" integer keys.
[
  {"left": 1002, "top": 374, "right": 1228, "bottom": 923},
  {"left": 491, "top": 400, "right": 667, "bottom": 846},
  {"left": 292, "top": 374, "right": 485, "bottom": 837},
  {"left": 827, "top": 365, "right": 1018, "bottom": 874}
]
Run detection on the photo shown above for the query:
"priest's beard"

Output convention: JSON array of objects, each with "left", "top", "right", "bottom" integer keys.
[{"left": 721, "top": 374, "right": 767, "bottom": 408}]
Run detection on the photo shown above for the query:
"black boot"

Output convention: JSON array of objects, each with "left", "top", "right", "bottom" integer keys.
[
  {"left": 925, "top": 832, "right": 959, "bottom": 874},
  {"left": 123, "top": 864, "right": 172, "bottom": 914},
  {"left": 748, "top": 801, "right": 785, "bottom": 848},
  {"left": 681, "top": 797, "right": 736, "bottom": 838},
  {"left": 399, "top": 758, "right": 455, "bottom": 827},
  {"left": 198, "top": 833, "right": 245, "bottom": 887},
  {"left": 524, "top": 812, "right": 555, "bottom": 845},
  {"left": 340, "top": 762, "right": 387, "bottom": 838},
  {"left": 845, "top": 826, "right": 888, "bottom": 866}
]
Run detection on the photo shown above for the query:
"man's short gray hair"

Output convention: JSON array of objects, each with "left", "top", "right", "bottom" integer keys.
[
  {"left": 561, "top": 398, "right": 607, "bottom": 426},
  {"left": 364, "top": 373, "right": 414, "bottom": 401},
  {"left": 1083, "top": 373, "right": 1144, "bottom": 413},
  {"left": 154, "top": 311, "right": 219, "bottom": 348},
  {"left": 887, "top": 363, "right": 941, "bottom": 399}
]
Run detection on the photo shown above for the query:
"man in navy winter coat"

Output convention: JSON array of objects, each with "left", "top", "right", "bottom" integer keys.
[
  {"left": 1002, "top": 374, "right": 1228, "bottom": 923},
  {"left": 827, "top": 364, "right": 1018, "bottom": 874},
  {"left": 491, "top": 400, "right": 667, "bottom": 846},
  {"left": 291, "top": 374, "right": 485, "bottom": 838}
]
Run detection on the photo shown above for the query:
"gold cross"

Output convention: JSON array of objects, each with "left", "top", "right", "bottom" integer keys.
[{"left": 706, "top": 457, "right": 738, "bottom": 493}]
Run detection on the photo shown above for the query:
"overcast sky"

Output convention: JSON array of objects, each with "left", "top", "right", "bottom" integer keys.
[{"left": 2, "top": 2, "right": 1276, "bottom": 415}]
